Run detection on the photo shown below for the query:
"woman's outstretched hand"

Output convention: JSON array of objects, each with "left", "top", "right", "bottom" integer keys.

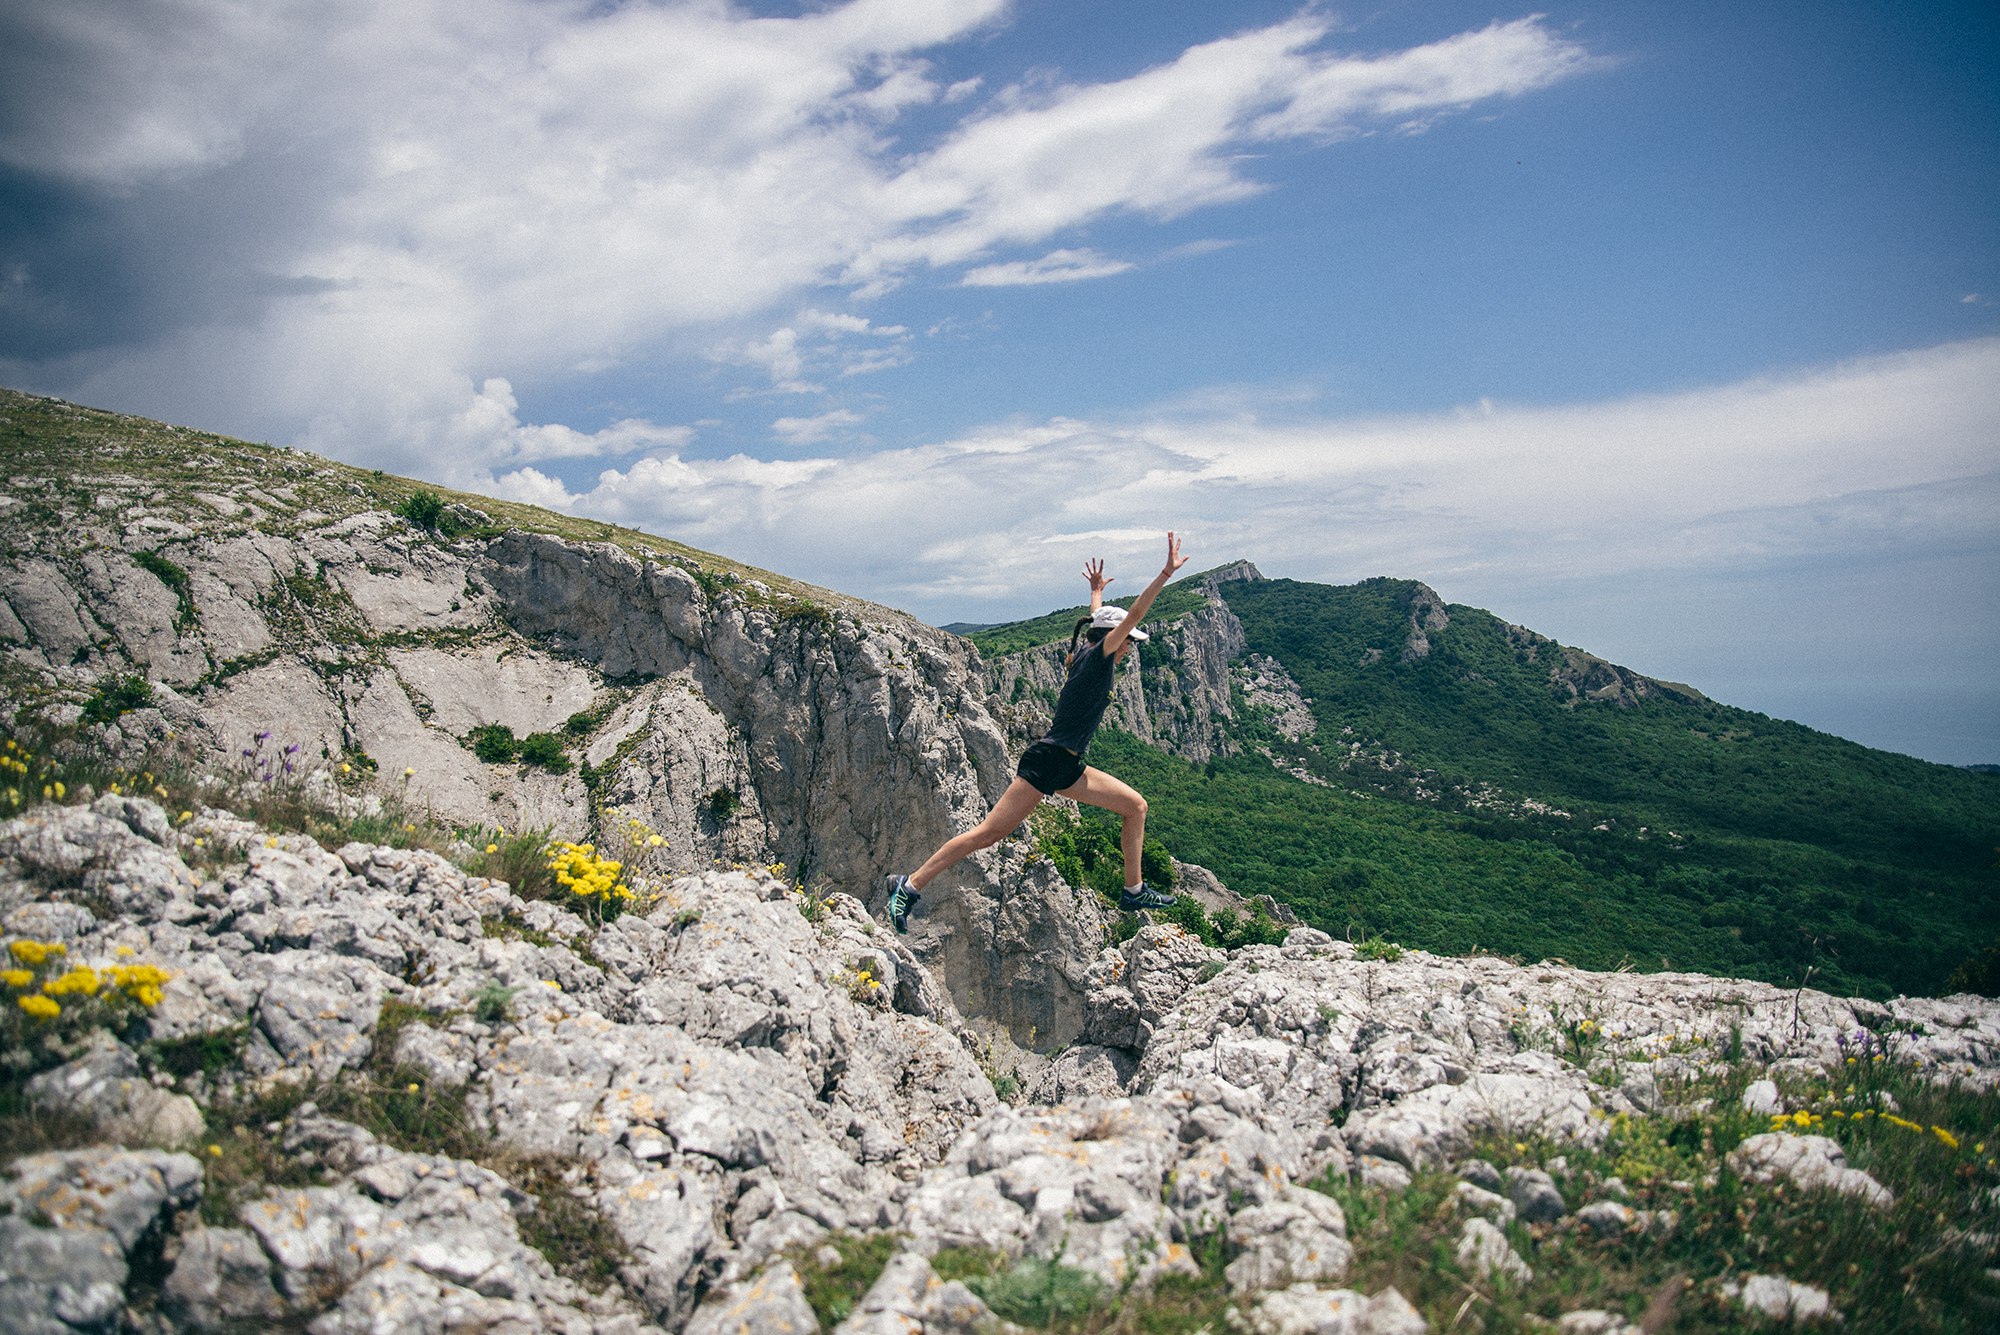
[
  {"left": 1083, "top": 557, "right": 1113, "bottom": 596},
  {"left": 1163, "top": 532, "right": 1187, "bottom": 576}
]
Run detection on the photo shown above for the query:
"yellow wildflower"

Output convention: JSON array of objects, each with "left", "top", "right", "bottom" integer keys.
[
  {"left": 208, "top": 1144, "right": 223, "bottom": 1157},
  {"left": 9, "top": 940, "right": 65, "bottom": 966},
  {"left": 1, "top": 969, "right": 33, "bottom": 988},
  {"left": 485, "top": 844, "right": 498, "bottom": 855},
  {"left": 1932, "top": 1126, "right": 1960, "bottom": 1150},
  {"left": 264, "top": 837, "right": 278, "bottom": 848},
  {"left": 53, "top": 781, "right": 65, "bottom": 799},
  {"left": 17, "top": 994, "right": 60, "bottom": 1019},
  {"left": 42, "top": 967, "right": 101, "bottom": 998}
]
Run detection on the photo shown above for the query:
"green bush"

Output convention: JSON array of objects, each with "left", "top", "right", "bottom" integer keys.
[
  {"left": 80, "top": 673, "right": 153, "bottom": 724},
  {"left": 517, "top": 731, "right": 570, "bottom": 773},
  {"left": 469, "top": 724, "right": 518, "bottom": 764},
  {"left": 396, "top": 489, "right": 446, "bottom": 532}
]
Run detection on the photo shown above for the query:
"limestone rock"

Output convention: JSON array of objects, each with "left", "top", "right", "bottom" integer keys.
[
  {"left": 1505, "top": 1166, "right": 1568, "bottom": 1224},
  {"left": 685, "top": 1258, "right": 821, "bottom": 1335},
  {"left": 1727, "top": 1133, "right": 1894, "bottom": 1208},
  {"left": 1455, "top": 1217, "right": 1532, "bottom": 1285},
  {"left": 1720, "top": 1273, "right": 1839, "bottom": 1323},
  {"left": 1225, "top": 1187, "right": 1354, "bottom": 1292},
  {"left": 1232, "top": 1284, "right": 1429, "bottom": 1335},
  {"left": 0, "top": 1147, "right": 203, "bottom": 1334},
  {"left": 26, "top": 1036, "right": 205, "bottom": 1147},
  {"left": 835, "top": 1250, "right": 1017, "bottom": 1335}
]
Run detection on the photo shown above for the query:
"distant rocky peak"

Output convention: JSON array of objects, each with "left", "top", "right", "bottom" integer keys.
[
  {"left": 1201, "top": 558, "right": 1263, "bottom": 590},
  {"left": 1402, "top": 581, "right": 1452, "bottom": 661}
]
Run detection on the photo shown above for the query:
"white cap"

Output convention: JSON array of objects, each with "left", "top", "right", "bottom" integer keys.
[{"left": 1089, "top": 605, "right": 1148, "bottom": 640}]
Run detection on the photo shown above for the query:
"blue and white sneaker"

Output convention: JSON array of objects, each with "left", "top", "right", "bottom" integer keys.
[
  {"left": 1118, "top": 884, "right": 1176, "bottom": 911},
  {"left": 884, "top": 875, "right": 920, "bottom": 934}
]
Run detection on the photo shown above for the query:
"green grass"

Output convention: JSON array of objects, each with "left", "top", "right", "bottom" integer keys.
[{"left": 790, "top": 1231, "right": 902, "bottom": 1327}]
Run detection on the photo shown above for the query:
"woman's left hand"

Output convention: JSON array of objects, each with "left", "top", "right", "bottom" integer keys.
[{"left": 1163, "top": 532, "right": 1187, "bottom": 576}]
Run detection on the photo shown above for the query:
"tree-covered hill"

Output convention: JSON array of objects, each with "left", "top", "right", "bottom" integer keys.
[{"left": 971, "top": 573, "right": 2000, "bottom": 1000}]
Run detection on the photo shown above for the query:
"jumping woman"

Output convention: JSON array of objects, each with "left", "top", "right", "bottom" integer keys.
[{"left": 883, "top": 532, "right": 1189, "bottom": 933}]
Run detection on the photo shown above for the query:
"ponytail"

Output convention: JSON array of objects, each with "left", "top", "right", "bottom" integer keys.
[
  {"left": 1064, "top": 617, "right": 1110, "bottom": 668},
  {"left": 1065, "top": 616, "right": 1090, "bottom": 668}
]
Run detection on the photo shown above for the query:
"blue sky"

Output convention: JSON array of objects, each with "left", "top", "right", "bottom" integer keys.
[{"left": 3, "top": 0, "right": 1996, "bottom": 763}]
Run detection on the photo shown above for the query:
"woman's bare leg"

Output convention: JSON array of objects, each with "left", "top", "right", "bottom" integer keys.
[
  {"left": 1059, "top": 766, "right": 1148, "bottom": 887},
  {"left": 909, "top": 778, "right": 1045, "bottom": 890}
]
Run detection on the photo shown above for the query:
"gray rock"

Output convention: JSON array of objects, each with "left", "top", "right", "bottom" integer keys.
[
  {"left": 1505, "top": 1167, "right": 1567, "bottom": 1224},
  {"left": 1572, "top": 1200, "right": 1635, "bottom": 1237},
  {"left": 0, "top": 1148, "right": 203, "bottom": 1335},
  {"left": 1028, "top": 1043, "right": 1138, "bottom": 1104},
  {"left": 1455, "top": 1158, "right": 1504, "bottom": 1193},
  {"left": 1452, "top": 1182, "right": 1516, "bottom": 1225},
  {"left": 1455, "top": 1217, "right": 1532, "bottom": 1285},
  {"left": 26, "top": 1037, "right": 205, "bottom": 1148},
  {"left": 1720, "top": 1274, "right": 1839, "bottom": 1323},
  {"left": 1741, "top": 1079, "right": 1782, "bottom": 1115},
  {"left": 1727, "top": 1133, "right": 1894, "bottom": 1208},
  {"left": 1232, "top": 1284, "right": 1429, "bottom": 1335},
  {"left": 159, "top": 1227, "right": 286, "bottom": 1330},
  {"left": 835, "top": 1250, "right": 1015, "bottom": 1335},
  {"left": 685, "top": 1258, "right": 822, "bottom": 1335},
  {"left": 0, "top": 1215, "right": 129, "bottom": 1335},
  {"left": 1225, "top": 1187, "right": 1354, "bottom": 1292},
  {"left": 1552, "top": 1312, "right": 1640, "bottom": 1335}
]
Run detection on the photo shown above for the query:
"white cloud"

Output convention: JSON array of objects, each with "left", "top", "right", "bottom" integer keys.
[
  {"left": 0, "top": 2, "right": 1597, "bottom": 473},
  {"left": 772, "top": 408, "right": 865, "bottom": 444},
  {"left": 962, "top": 248, "right": 1136, "bottom": 286},
  {"left": 507, "top": 339, "right": 2000, "bottom": 628}
]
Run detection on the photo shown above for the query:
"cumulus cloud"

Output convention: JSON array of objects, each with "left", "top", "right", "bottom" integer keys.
[
  {"left": 0, "top": 1, "right": 1597, "bottom": 471},
  {"left": 501, "top": 338, "right": 2000, "bottom": 625}
]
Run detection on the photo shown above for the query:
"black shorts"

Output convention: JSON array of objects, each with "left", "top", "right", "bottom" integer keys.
[{"left": 1016, "top": 740, "right": 1087, "bottom": 796}]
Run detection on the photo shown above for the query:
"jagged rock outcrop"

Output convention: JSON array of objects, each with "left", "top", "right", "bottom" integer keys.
[{"left": 1503, "top": 622, "right": 1707, "bottom": 709}]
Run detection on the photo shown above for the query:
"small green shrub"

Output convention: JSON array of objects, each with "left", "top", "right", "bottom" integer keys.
[
  {"left": 1355, "top": 936, "right": 1404, "bottom": 962},
  {"left": 705, "top": 787, "right": 741, "bottom": 822},
  {"left": 79, "top": 673, "right": 154, "bottom": 724},
  {"left": 468, "top": 724, "right": 518, "bottom": 764},
  {"left": 517, "top": 731, "right": 570, "bottom": 773},
  {"left": 471, "top": 983, "right": 519, "bottom": 1024},
  {"left": 396, "top": 489, "right": 446, "bottom": 532}
]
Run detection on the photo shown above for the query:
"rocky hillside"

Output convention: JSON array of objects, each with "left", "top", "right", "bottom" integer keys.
[
  {"left": 0, "top": 388, "right": 1116, "bottom": 1051},
  {"left": 3, "top": 791, "right": 1997, "bottom": 1332},
  {"left": 4, "top": 389, "right": 2000, "bottom": 1332}
]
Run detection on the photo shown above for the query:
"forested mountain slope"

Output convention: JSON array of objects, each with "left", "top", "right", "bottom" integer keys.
[{"left": 975, "top": 573, "right": 1999, "bottom": 1000}]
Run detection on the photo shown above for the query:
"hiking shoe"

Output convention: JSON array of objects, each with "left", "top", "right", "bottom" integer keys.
[
  {"left": 885, "top": 875, "right": 920, "bottom": 934},
  {"left": 1118, "top": 884, "right": 1176, "bottom": 912}
]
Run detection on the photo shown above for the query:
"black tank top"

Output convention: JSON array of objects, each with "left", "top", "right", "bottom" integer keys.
[{"left": 1043, "top": 640, "right": 1117, "bottom": 753}]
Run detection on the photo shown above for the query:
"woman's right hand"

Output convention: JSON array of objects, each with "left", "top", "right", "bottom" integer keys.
[{"left": 1163, "top": 532, "right": 1187, "bottom": 576}]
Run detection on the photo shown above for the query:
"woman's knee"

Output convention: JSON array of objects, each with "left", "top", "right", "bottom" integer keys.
[{"left": 1120, "top": 793, "right": 1147, "bottom": 823}]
